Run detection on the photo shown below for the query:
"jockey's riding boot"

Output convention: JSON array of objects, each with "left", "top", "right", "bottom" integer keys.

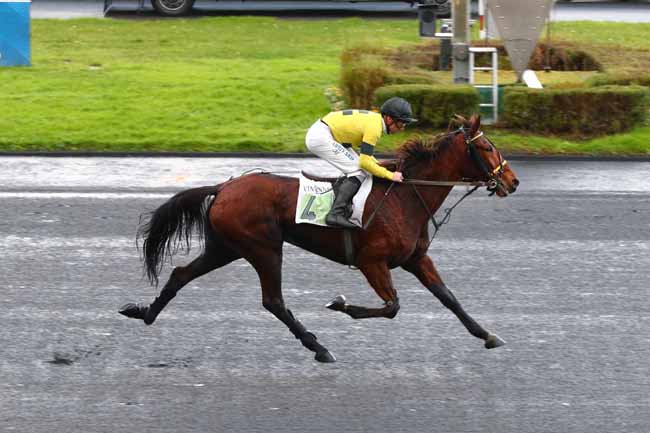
[{"left": 326, "top": 176, "right": 362, "bottom": 229}]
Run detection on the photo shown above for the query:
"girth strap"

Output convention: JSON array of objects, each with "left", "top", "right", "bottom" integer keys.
[{"left": 343, "top": 229, "right": 356, "bottom": 267}]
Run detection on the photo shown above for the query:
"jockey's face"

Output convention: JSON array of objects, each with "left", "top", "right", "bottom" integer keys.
[{"left": 385, "top": 115, "right": 406, "bottom": 134}]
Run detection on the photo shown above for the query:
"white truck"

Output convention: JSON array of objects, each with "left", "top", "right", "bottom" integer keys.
[{"left": 141, "top": 0, "right": 450, "bottom": 17}]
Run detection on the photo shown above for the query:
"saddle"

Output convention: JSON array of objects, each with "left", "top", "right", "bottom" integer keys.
[
  {"left": 301, "top": 171, "right": 340, "bottom": 184},
  {"left": 301, "top": 171, "right": 345, "bottom": 196}
]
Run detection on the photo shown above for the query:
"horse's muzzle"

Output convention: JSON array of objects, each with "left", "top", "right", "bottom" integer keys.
[
  {"left": 496, "top": 174, "right": 519, "bottom": 197},
  {"left": 507, "top": 177, "right": 520, "bottom": 194}
]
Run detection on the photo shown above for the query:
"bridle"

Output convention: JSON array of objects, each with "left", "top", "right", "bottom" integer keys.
[{"left": 463, "top": 128, "right": 509, "bottom": 195}]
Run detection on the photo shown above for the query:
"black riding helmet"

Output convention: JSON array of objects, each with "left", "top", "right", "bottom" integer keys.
[{"left": 380, "top": 97, "right": 417, "bottom": 124}]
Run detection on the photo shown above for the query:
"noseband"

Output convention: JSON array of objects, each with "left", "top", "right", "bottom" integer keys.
[{"left": 463, "top": 129, "right": 508, "bottom": 194}]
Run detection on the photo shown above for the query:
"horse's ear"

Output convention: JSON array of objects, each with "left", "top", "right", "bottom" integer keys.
[
  {"left": 452, "top": 114, "right": 467, "bottom": 129},
  {"left": 469, "top": 114, "right": 481, "bottom": 136}
]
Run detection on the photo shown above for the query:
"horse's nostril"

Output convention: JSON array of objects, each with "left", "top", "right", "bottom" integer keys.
[{"left": 508, "top": 178, "right": 519, "bottom": 193}]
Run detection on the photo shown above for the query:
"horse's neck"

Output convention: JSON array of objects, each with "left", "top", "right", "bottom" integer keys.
[
  {"left": 408, "top": 140, "right": 465, "bottom": 183},
  {"left": 403, "top": 143, "right": 465, "bottom": 225}
]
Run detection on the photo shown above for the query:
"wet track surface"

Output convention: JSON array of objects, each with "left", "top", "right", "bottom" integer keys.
[{"left": 1, "top": 156, "right": 649, "bottom": 432}]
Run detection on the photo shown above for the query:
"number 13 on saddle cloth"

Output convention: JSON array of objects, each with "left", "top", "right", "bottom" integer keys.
[{"left": 295, "top": 174, "right": 373, "bottom": 228}]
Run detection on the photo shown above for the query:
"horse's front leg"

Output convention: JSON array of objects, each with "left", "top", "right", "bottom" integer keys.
[
  {"left": 402, "top": 255, "right": 505, "bottom": 349},
  {"left": 326, "top": 262, "right": 400, "bottom": 319}
]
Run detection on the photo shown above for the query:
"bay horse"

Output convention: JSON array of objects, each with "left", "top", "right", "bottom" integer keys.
[{"left": 120, "top": 115, "right": 519, "bottom": 363}]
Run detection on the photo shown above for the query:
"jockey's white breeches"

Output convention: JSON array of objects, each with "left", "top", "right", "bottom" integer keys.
[{"left": 305, "top": 120, "right": 367, "bottom": 179}]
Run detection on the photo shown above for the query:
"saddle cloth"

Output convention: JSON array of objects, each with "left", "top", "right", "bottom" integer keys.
[{"left": 295, "top": 174, "right": 373, "bottom": 227}]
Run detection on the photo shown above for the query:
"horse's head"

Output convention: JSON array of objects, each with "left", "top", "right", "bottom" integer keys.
[
  {"left": 452, "top": 114, "right": 519, "bottom": 197},
  {"left": 393, "top": 115, "right": 519, "bottom": 196}
]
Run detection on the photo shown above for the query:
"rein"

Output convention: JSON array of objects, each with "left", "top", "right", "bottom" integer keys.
[
  {"left": 403, "top": 177, "right": 485, "bottom": 248},
  {"left": 364, "top": 128, "right": 507, "bottom": 245},
  {"left": 362, "top": 159, "right": 405, "bottom": 230},
  {"left": 362, "top": 176, "right": 481, "bottom": 242},
  {"left": 411, "top": 182, "right": 480, "bottom": 249},
  {"left": 403, "top": 179, "right": 487, "bottom": 187}
]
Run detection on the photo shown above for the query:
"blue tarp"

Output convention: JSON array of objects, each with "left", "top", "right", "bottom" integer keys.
[{"left": 0, "top": 1, "right": 31, "bottom": 66}]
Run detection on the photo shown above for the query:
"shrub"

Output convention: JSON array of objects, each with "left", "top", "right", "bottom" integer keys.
[
  {"left": 373, "top": 84, "right": 480, "bottom": 128},
  {"left": 384, "top": 69, "right": 438, "bottom": 86},
  {"left": 473, "top": 42, "right": 602, "bottom": 71},
  {"left": 586, "top": 73, "right": 650, "bottom": 87},
  {"left": 340, "top": 55, "right": 390, "bottom": 108},
  {"left": 387, "top": 42, "right": 440, "bottom": 70},
  {"left": 340, "top": 44, "right": 393, "bottom": 69},
  {"left": 529, "top": 43, "right": 603, "bottom": 71},
  {"left": 502, "top": 85, "right": 650, "bottom": 135},
  {"left": 340, "top": 41, "right": 604, "bottom": 110},
  {"left": 340, "top": 43, "right": 439, "bottom": 109}
]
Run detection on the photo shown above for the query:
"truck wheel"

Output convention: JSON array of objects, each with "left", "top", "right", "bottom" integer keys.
[{"left": 151, "top": 0, "right": 195, "bottom": 16}]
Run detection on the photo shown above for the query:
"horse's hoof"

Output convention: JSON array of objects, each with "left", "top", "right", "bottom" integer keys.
[
  {"left": 118, "top": 303, "right": 147, "bottom": 321},
  {"left": 315, "top": 350, "right": 336, "bottom": 363},
  {"left": 325, "top": 295, "right": 347, "bottom": 312},
  {"left": 485, "top": 333, "right": 506, "bottom": 349}
]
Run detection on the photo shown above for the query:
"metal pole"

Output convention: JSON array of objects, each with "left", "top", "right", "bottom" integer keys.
[
  {"left": 452, "top": 0, "right": 470, "bottom": 83},
  {"left": 544, "top": 2, "right": 552, "bottom": 72},
  {"left": 479, "top": 0, "right": 485, "bottom": 40},
  {"left": 492, "top": 50, "right": 499, "bottom": 123}
]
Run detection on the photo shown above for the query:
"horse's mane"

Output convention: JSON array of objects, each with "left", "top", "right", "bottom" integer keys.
[
  {"left": 381, "top": 131, "right": 455, "bottom": 171},
  {"left": 381, "top": 115, "right": 470, "bottom": 172}
]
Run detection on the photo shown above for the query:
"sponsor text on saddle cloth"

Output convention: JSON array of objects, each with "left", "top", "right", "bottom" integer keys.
[{"left": 295, "top": 174, "right": 373, "bottom": 227}]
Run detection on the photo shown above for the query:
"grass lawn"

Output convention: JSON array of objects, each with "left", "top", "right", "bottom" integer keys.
[{"left": 0, "top": 17, "right": 648, "bottom": 155}]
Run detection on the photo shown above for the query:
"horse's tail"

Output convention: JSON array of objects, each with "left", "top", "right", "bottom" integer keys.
[{"left": 137, "top": 185, "right": 218, "bottom": 286}]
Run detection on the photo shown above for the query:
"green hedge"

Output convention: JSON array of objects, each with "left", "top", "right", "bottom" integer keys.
[
  {"left": 339, "top": 43, "right": 439, "bottom": 109},
  {"left": 586, "top": 73, "right": 650, "bottom": 87},
  {"left": 502, "top": 85, "right": 650, "bottom": 135},
  {"left": 384, "top": 69, "right": 438, "bottom": 86},
  {"left": 472, "top": 42, "right": 602, "bottom": 72},
  {"left": 373, "top": 84, "right": 480, "bottom": 128},
  {"left": 340, "top": 60, "right": 437, "bottom": 109},
  {"left": 340, "top": 55, "right": 390, "bottom": 109}
]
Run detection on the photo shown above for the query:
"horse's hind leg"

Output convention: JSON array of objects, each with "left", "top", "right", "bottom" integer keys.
[
  {"left": 248, "top": 248, "right": 335, "bottom": 363},
  {"left": 120, "top": 240, "right": 240, "bottom": 325},
  {"left": 401, "top": 255, "right": 505, "bottom": 349},
  {"left": 326, "top": 262, "right": 400, "bottom": 319}
]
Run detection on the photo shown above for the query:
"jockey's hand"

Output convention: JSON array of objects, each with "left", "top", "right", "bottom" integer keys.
[{"left": 392, "top": 171, "right": 404, "bottom": 182}]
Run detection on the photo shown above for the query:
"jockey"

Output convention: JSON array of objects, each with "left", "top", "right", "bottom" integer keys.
[{"left": 305, "top": 97, "right": 417, "bottom": 229}]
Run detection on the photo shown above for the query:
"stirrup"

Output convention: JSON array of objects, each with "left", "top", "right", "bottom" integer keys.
[{"left": 325, "top": 214, "right": 358, "bottom": 229}]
